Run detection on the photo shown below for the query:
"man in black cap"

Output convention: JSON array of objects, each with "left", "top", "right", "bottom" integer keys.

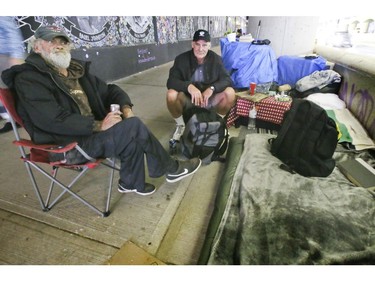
[
  {"left": 166, "top": 29, "right": 235, "bottom": 142},
  {"left": 1, "top": 25, "right": 201, "bottom": 196}
]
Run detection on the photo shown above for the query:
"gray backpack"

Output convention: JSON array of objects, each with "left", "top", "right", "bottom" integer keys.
[{"left": 181, "top": 107, "right": 229, "bottom": 165}]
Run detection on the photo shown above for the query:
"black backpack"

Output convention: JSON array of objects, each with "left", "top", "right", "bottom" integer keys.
[
  {"left": 181, "top": 107, "right": 229, "bottom": 165},
  {"left": 269, "top": 99, "right": 338, "bottom": 177}
]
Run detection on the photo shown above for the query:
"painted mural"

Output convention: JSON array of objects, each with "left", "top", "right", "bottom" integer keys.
[
  {"left": 156, "top": 16, "right": 178, "bottom": 44},
  {"left": 122, "top": 16, "right": 155, "bottom": 45},
  {"left": 6, "top": 16, "right": 234, "bottom": 81},
  {"left": 13, "top": 16, "right": 230, "bottom": 50},
  {"left": 193, "top": 17, "right": 209, "bottom": 32},
  {"left": 210, "top": 16, "right": 228, "bottom": 38},
  {"left": 177, "top": 16, "right": 195, "bottom": 41}
]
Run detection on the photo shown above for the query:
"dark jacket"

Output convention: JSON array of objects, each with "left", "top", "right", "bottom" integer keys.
[
  {"left": 166, "top": 49, "right": 233, "bottom": 94},
  {"left": 1, "top": 53, "right": 133, "bottom": 144}
]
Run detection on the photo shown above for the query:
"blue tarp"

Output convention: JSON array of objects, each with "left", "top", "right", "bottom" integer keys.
[
  {"left": 277, "top": 55, "right": 327, "bottom": 87},
  {"left": 220, "top": 38, "right": 278, "bottom": 88}
]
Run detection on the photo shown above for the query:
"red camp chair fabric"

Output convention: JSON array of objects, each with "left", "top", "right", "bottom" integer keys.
[{"left": 0, "top": 88, "right": 118, "bottom": 217}]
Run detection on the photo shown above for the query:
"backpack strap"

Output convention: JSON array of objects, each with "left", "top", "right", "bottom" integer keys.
[
  {"left": 211, "top": 123, "right": 229, "bottom": 163},
  {"left": 217, "top": 126, "right": 229, "bottom": 155}
]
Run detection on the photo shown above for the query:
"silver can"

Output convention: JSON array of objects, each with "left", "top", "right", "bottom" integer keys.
[{"left": 110, "top": 104, "right": 120, "bottom": 112}]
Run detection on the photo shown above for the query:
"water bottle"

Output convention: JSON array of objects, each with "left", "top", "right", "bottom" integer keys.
[
  {"left": 110, "top": 104, "right": 120, "bottom": 112},
  {"left": 247, "top": 105, "right": 257, "bottom": 133}
]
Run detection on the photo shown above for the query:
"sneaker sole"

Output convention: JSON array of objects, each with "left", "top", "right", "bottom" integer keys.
[
  {"left": 118, "top": 186, "right": 156, "bottom": 196},
  {"left": 118, "top": 187, "right": 136, "bottom": 194},
  {"left": 166, "top": 159, "right": 202, "bottom": 183}
]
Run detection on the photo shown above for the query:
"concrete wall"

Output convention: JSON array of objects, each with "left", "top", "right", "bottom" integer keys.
[
  {"left": 72, "top": 40, "right": 193, "bottom": 82},
  {"left": 246, "top": 17, "right": 320, "bottom": 57}
]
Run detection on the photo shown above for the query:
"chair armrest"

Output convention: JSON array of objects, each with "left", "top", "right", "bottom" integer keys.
[{"left": 13, "top": 139, "right": 78, "bottom": 153}]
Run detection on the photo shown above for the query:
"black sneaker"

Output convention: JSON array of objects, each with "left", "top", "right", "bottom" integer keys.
[
  {"left": 118, "top": 182, "right": 156, "bottom": 196},
  {"left": 166, "top": 158, "right": 201, "bottom": 183},
  {"left": 0, "top": 122, "right": 13, "bottom": 134}
]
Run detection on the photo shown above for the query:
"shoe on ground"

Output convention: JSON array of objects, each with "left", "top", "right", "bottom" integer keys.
[
  {"left": 172, "top": 124, "right": 185, "bottom": 142},
  {"left": 0, "top": 122, "right": 13, "bottom": 134},
  {"left": 118, "top": 182, "right": 156, "bottom": 196},
  {"left": 166, "top": 158, "right": 201, "bottom": 183}
]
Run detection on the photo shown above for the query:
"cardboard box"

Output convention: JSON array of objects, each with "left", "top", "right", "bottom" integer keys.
[{"left": 106, "top": 241, "right": 166, "bottom": 265}]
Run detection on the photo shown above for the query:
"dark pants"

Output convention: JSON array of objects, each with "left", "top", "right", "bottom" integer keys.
[{"left": 79, "top": 117, "right": 177, "bottom": 191}]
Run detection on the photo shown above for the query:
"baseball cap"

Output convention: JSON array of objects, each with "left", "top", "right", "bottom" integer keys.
[
  {"left": 34, "top": 25, "right": 71, "bottom": 42},
  {"left": 193, "top": 29, "right": 210, "bottom": 42}
]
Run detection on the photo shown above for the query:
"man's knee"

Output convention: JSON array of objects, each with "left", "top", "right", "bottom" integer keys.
[
  {"left": 218, "top": 87, "right": 236, "bottom": 104},
  {"left": 167, "top": 90, "right": 187, "bottom": 110},
  {"left": 116, "top": 116, "right": 150, "bottom": 139},
  {"left": 166, "top": 89, "right": 179, "bottom": 103},
  {"left": 119, "top": 116, "right": 142, "bottom": 130},
  {"left": 223, "top": 87, "right": 236, "bottom": 106},
  {"left": 225, "top": 87, "right": 236, "bottom": 98}
]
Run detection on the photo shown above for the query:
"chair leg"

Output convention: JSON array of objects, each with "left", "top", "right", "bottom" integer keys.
[
  {"left": 104, "top": 157, "right": 117, "bottom": 217},
  {"left": 26, "top": 161, "right": 110, "bottom": 217},
  {"left": 45, "top": 166, "right": 59, "bottom": 207},
  {"left": 46, "top": 166, "right": 90, "bottom": 210},
  {"left": 23, "top": 162, "right": 49, "bottom": 212}
]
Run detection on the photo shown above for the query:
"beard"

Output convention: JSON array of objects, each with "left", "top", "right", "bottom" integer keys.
[{"left": 40, "top": 49, "right": 71, "bottom": 69}]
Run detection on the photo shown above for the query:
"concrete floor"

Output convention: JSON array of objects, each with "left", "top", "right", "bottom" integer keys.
[{"left": 0, "top": 47, "right": 241, "bottom": 266}]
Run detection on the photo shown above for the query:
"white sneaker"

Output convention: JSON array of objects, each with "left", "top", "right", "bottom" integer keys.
[{"left": 172, "top": 124, "right": 185, "bottom": 141}]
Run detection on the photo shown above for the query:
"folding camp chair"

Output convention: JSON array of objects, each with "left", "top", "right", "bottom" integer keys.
[{"left": 0, "top": 88, "right": 119, "bottom": 217}]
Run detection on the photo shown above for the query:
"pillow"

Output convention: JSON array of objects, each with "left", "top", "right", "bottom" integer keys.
[
  {"left": 305, "top": 93, "right": 346, "bottom": 110},
  {"left": 326, "top": 108, "right": 375, "bottom": 150}
]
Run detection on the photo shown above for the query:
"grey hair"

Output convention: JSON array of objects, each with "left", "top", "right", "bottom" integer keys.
[{"left": 27, "top": 36, "right": 40, "bottom": 53}]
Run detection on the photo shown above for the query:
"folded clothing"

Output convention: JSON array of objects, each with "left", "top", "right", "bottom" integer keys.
[{"left": 295, "top": 70, "right": 341, "bottom": 92}]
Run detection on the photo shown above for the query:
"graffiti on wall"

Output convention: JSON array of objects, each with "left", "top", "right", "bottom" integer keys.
[
  {"left": 14, "top": 16, "right": 232, "bottom": 49},
  {"left": 137, "top": 47, "right": 156, "bottom": 64},
  {"left": 177, "top": 17, "right": 194, "bottom": 41},
  {"left": 16, "top": 16, "right": 154, "bottom": 47},
  {"left": 156, "top": 16, "right": 177, "bottom": 44},
  {"left": 339, "top": 81, "right": 375, "bottom": 140},
  {"left": 16, "top": 16, "right": 120, "bottom": 47},
  {"left": 12, "top": 16, "right": 233, "bottom": 70},
  {"left": 193, "top": 17, "right": 209, "bottom": 33},
  {"left": 64, "top": 17, "right": 118, "bottom": 45},
  {"left": 122, "top": 16, "right": 155, "bottom": 44},
  {"left": 210, "top": 16, "right": 227, "bottom": 38}
]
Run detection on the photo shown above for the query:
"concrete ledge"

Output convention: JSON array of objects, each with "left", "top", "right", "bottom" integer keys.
[{"left": 314, "top": 44, "right": 375, "bottom": 77}]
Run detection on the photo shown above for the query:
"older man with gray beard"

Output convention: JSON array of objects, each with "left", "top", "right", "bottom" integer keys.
[{"left": 1, "top": 25, "right": 201, "bottom": 196}]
